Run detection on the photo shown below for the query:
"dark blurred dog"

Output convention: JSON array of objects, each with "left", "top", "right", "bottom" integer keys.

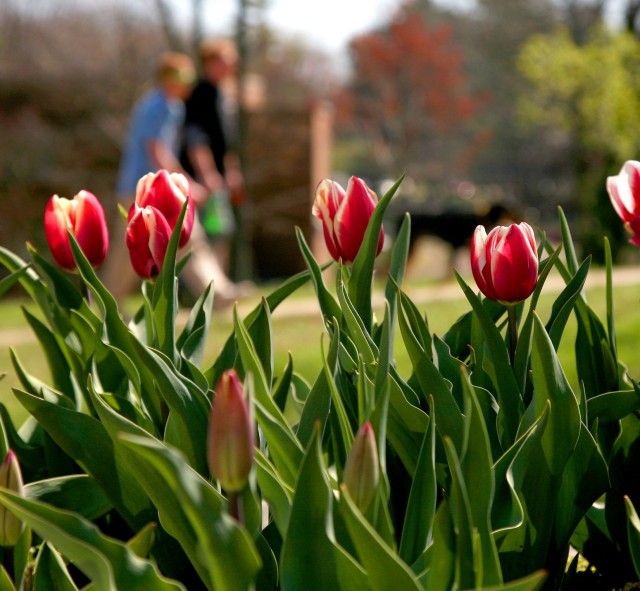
[{"left": 392, "top": 202, "right": 517, "bottom": 273}]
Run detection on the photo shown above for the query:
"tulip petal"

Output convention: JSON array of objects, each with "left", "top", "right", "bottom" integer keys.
[
  {"left": 126, "top": 205, "right": 172, "bottom": 278},
  {"left": 73, "top": 191, "right": 109, "bottom": 268},
  {"left": 489, "top": 224, "right": 538, "bottom": 303},
  {"left": 334, "top": 176, "right": 379, "bottom": 262},
  {"left": 44, "top": 192, "right": 108, "bottom": 270},
  {"left": 312, "top": 179, "right": 345, "bottom": 260},
  {"left": 44, "top": 196, "right": 76, "bottom": 270},
  {"left": 208, "top": 370, "right": 255, "bottom": 492},
  {"left": 471, "top": 225, "right": 496, "bottom": 300},
  {"left": 135, "top": 170, "right": 194, "bottom": 247}
]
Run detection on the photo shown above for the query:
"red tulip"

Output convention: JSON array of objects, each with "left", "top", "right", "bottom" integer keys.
[
  {"left": 133, "top": 170, "right": 194, "bottom": 247},
  {"left": 207, "top": 370, "right": 255, "bottom": 493},
  {"left": 126, "top": 204, "right": 172, "bottom": 279},
  {"left": 312, "top": 176, "right": 383, "bottom": 263},
  {"left": 607, "top": 160, "right": 640, "bottom": 246},
  {"left": 44, "top": 190, "right": 109, "bottom": 270},
  {"left": 471, "top": 222, "right": 538, "bottom": 303}
]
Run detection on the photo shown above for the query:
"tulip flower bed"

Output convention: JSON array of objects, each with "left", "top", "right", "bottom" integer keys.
[{"left": 0, "top": 169, "right": 639, "bottom": 591}]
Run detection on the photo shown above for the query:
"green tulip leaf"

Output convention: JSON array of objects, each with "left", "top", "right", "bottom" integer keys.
[
  {"left": 349, "top": 174, "right": 404, "bottom": 331},
  {"left": 25, "top": 475, "right": 111, "bottom": 521},
  {"left": 456, "top": 273, "right": 523, "bottom": 447},
  {"left": 12, "top": 388, "right": 153, "bottom": 530},
  {"left": 233, "top": 307, "right": 303, "bottom": 486},
  {"left": 205, "top": 266, "right": 315, "bottom": 387},
  {"left": 513, "top": 247, "right": 561, "bottom": 394},
  {"left": 176, "top": 281, "right": 215, "bottom": 365},
  {"left": 27, "top": 245, "right": 83, "bottom": 311},
  {"left": 545, "top": 257, "right": 590, "bottom": 350},
  {"left": 0, "top": 565, "right": 15, "bottom": 591},
  {"left": 382, "top": 213, "right": 410, "bottom": 335},
  {"left": 247, "top": 298, "right": 275, "bottom": 387},
  {"left": 119, "top": 435, "right": 262, "bottom": 591},
  {"left": 280, "top": 429, "right": 339, "bottom": 591},
  {"left": 527, "top": 314, "right": 581, "bottom": 475},
  {"left": 272, "top": 353, "right": 294, "bottom": 412},
  {"left": 337, "top": 267, "right": 378, "bottom": 366},
  {"left": 624, "top": 496, "right": 640, "bottom": 579},
  {"left": 587, "top": 388, "right": 640, "bottom": 422},
  {"left": 254, "top": 450, "right": 293, "bottom": 535},
  {"left": 32, "top": 542, "right": 79, "bottom": 591},
  {"left": 604, "top": 237, "right": 618, "bottom": 363},
  {"left": 295, "top": 226, "right": 341, "bottom": 325},
  {"left": 339, "top": 484, "right": 421, "bottom": 591},
  {"left": 557, "top": 206, "right": 579, "bottom": 275},
  {"left": 126, "top": 522, "right": 157, "bottom": 559},
  {"left": 479, "top": 570, "right": 546, "bottom": 591},
  {"left": 152, "top": 199, "right": 188, "bottom": 364},
  {"left": 0, "top": 490, "right": 185, "bottom": 591},
  {"left": 0, "top": 246, "right": 49, "bottom": 312},
  {"left": 20, "top": 307, "right": 75, "bottom": 400},
  {"left": 399, "top": 412, "right": 436, "bottom": 566},
  {"left": 398, "top": 301, "right": 464, "bottom": 454},
  {"left": 460, "top": 373, "right": 502, "bottom": 586}
]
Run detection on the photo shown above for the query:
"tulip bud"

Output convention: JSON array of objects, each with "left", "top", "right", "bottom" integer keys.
[
  {"left": 125, "top": 204, "right": 173, "bottom": 279},
  {"left": 44, "top": 190, "right": 109, "bottom": 270},
  {"left": 607, "top": 160, "right": 640, "bottom": 246},
  {"left": 343, "top": 422, "right": 379, "bottom": 512},
  {"left": 207, "top": 370, "right": 255, "bottom": 493},
  {"left": 312, "top": 176, "right": 384, "bottom": 263},
  {"left": 470, "top": 222, "right": 538, "bottom": 303},
  {"left": 0, "top": 450, "right": 25, "bottom": 547},
  {"left": 134, "top": 170, "right": 194, "bottom": 247}
]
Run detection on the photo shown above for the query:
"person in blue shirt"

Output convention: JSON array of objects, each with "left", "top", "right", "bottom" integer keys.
[
  {"left": 106, "top": 52, "right": 244, "bottom": 306},
  {"left": 116, "top": 52, "right": 198, "bottom": 199}
]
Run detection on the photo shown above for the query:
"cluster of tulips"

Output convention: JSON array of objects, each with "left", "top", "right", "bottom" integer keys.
[
  {"left": 0, "top": 158, "right": 638, "bottom": 590},
  {"left": 43, "top": 170, "right": 194, "bottom": 278}
]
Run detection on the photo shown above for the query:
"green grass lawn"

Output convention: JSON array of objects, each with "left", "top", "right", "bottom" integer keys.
[{"left": 1, "top": 274, "right": 639, "bottom": 429}]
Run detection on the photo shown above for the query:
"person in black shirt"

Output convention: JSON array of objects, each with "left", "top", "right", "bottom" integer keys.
[{"left": 181, "top": 39, "right": 244, "bottom": 271}]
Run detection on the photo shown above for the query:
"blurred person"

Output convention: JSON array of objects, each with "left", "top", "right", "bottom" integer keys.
[
  {"left": 105, "top": 51, "right": 241, "bottom": 306},
  {"left": 180, "top": 39, "right": 246, "bottom": 275}
]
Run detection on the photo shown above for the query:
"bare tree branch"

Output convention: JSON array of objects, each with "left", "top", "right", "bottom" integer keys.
[{"left": 154, "top": 0, "right": 185, "bottom": 51}]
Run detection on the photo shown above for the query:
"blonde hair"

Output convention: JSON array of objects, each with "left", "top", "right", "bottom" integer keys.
[
  {"left": 199, "top": 39, "right": 238, "bottom": 66},
  {"left": 156, "top": 52, "right": 196, "bottom": 84}
]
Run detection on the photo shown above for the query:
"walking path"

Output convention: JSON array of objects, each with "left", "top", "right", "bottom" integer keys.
[
  {"left": 235, "top": 265, "right": 640, "bottom": 320},
  {"left": 1, "top": 266, "right": 639, "bottom": 347}
]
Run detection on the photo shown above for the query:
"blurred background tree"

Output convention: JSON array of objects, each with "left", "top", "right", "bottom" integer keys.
[
  {"left": 2, "top": 0, "right": 640, "bottom": 267},
  {"left": 518, "top": 26, "right": 640, "bottom": 260}
]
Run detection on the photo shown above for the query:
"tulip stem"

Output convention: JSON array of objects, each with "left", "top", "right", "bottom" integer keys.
[{"left": 507, "top": 305, "right": 518, "bottom": 365}]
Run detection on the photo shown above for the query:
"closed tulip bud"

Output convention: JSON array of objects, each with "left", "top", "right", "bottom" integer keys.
[
  {"left": 471, "top": 222, "right": 538, "bottom": 303},
  {"left": 44, "top": 190, "right": 109, "bottom": 270},
  {"left": 208, "top": 370, "right": 255, "bottom": 493},
  {"left": 312, "top": 176, "right": 384, "bottom": 263},
  {"left": 607, "top": 160, "right": 640, "bottom": 246},
  {"left": 125, "top": 204, "right": 173, "bottom": 279},
  {"left": 134, "top": 170, "right": 194, "bottom": 247},
  {"left": 343, "top": 422, "right": 379, "bottom": 512},
  {"left": 0, "top": 450, "right": 24, "bottom": 547}
]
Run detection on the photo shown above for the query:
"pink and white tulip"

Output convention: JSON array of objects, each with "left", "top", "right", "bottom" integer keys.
[
  {"left": 44, "top": 190, "right": 109, "bottom": 270},
  {"left": 471, "top": 222, "right": 538, "bottom": 303},
  {"left": 607, "top": 160, "right": 640, "bottom": 246},
  {"left": 133, "top": 170, "right": 194, "bottom": 248},
  {"left": 126, "top": 205, "right": 173, "bottom": 279},
  {"left": 312, "top": 176, "right": 383, "bottom": 263}
]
